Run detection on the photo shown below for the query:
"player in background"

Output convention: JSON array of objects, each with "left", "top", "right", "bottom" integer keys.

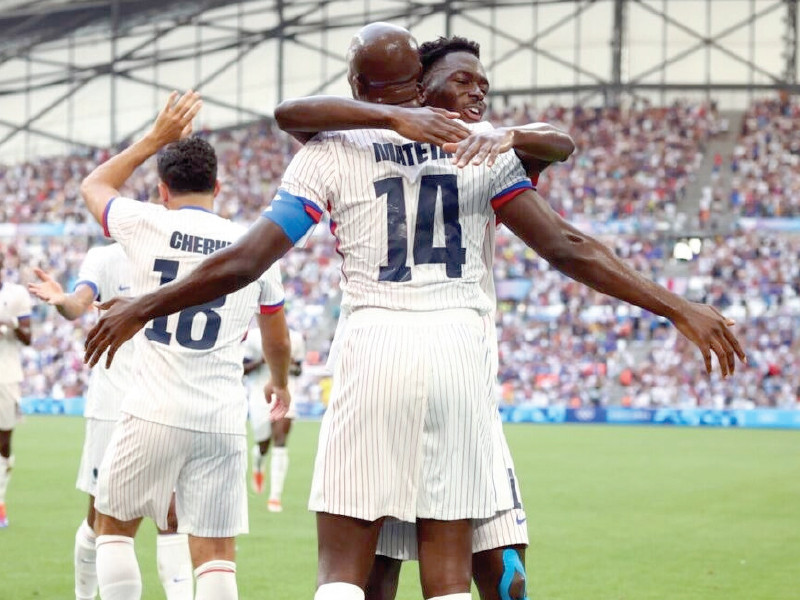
[
  {"left": 246, "top": 326, "right": 305, "bottom": 512},
  {"left": 273, "top": 30, "right": 570, "bottom": 600},
  {"left": 28, "top": 249, "right": 194, "bottom": 600},
  {"left": 79, "top": 91, "right": 291, "bottom": 600},
  {"left": 83, "top": 25, "right": 745, "bottom": 600},
  {"left": 0, "top": 256, "right": 32, "bottom": 528}
]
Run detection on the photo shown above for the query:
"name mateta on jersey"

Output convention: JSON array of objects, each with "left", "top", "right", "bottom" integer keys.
[{"left": 278, "top": 121, "right": 531, "bottom": 315}]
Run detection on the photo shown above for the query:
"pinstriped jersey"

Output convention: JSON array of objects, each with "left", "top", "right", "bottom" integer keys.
[
  {"left": 75, "top": 243, "right": 135, "bottom": 421},
  {"left": 278, "top": 121, "right": 532, "bottom": 314},
  {"left": 0, "top": 281, "right": 31, "bottom": 383},
  {"left": 104, "top": 197, "right": 285, "bottom": 434},
  {"left": 242, "top": 327, "right": 305, "bottom": 390}
]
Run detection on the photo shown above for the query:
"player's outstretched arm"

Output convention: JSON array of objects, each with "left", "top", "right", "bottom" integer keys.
[
  {"left": 274, "top": 96, "right": 469, "bottom": 145},
  {"left": 84, "top": 218, "right": 293, "bottom": 369},
  {"left": 256, "top": 311, "right": 292, "bottom": 421},
  {"left": 442, "top": 122, "right": 575, "bottom": 170},
  {"left": 495, "top": 190, "right": 746, "bottom": 377},
  {"left": 80, "top": 90, "right": 202, "bottom": 224},
  {"left": 28, "top": 268, "right": 95, "bottom": 321}
]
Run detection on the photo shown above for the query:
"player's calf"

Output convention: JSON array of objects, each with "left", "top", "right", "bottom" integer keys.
[{"left": 472, "top": 546, "right": 528, "bottom": 600}]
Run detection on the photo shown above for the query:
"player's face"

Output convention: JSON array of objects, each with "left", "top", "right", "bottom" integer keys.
[{"left": 421, "top": 51, "right": 489, "bottom": 122}]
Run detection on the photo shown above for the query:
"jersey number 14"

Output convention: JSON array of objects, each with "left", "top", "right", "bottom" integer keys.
[{"left": 376, "top": 174, "right": 466, "bottom": 282}]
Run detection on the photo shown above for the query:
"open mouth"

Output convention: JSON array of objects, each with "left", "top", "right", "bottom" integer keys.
[{"left": 462, "top": 105, "right": 484, "bottom": 121}]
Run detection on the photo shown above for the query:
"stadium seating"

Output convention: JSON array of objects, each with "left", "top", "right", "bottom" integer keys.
[{"left": 3, "top": 99, "right": 798, "bottom": 409}]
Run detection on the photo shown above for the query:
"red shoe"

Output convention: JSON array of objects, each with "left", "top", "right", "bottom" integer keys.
[
  {"left": 0, "top": 503, "right": 8, "bottom": 528},
  {"left": 267, "top": 498, "right": 283, "bottom": 513},
  {"left": 252, "top": 470, "right": 265, "bottom": 494}
]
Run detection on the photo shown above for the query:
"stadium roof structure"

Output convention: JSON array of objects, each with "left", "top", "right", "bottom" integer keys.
[{"left": 0, "top": 0, "right": 798, "bottom": 161}]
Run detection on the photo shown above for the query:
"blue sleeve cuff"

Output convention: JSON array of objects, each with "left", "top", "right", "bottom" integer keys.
[
  {"left": 261, "top": 189, "right": 320, "bottom": 244},
  {"left": 73, "top": 280, "right": 99, "bottom": 299}
]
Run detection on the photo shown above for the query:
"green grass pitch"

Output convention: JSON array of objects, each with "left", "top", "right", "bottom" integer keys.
[{"left": 2, "top": 417, "right": 798, "bottom": 599}]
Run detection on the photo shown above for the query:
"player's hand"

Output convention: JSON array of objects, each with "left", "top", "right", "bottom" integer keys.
[
  {"left": 84, "top": 296, "right": 147, "bottom": 368},
  {"left": 389, "top": 106, "right": 470, "bottom": 146},
  {"left": 442, "top": 127, "right": 514, "bottom": 168},
  {"left": 147, "top": 90, "right": 203, "bottom": 147},
  {"left": 27, "top": 268, "right": 67, "bottom": 306},
  {"left": 264, "top": 381, "right": 291, "bottom": 421},
  {"left": 670, "top": 302, "right": 746, "bottom": 377}
]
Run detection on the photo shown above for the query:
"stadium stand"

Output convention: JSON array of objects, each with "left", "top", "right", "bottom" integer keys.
[{"left": 2, "top": 100, "right": 798, "bottom": 409}]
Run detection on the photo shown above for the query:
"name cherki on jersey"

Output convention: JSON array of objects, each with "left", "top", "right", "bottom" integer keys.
[
  {"left": 372, "top": 141, "right": 453, "bottom": 166},
  {"left": 169, "top": 230, "right": 232, "bottom": 255}
]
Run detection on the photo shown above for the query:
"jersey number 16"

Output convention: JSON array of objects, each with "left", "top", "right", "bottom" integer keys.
[{"left": 144, "top": 258, "right": 227, "bottom": 350}]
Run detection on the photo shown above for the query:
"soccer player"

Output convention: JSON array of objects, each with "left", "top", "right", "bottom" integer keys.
[
  {"left": 246, "top": 326, "right": 305, "bottom": 512},
  {"left": 273, "top": 31, "right": 571, "bottom": 600},
  {"left": 28, "top": 252, "right": 194, "bottom": 600},
  {"left": 84, "top": 25, "right": 744, "bottom": 600},
  {"left": 0, "top": 256, "right": 32, "bottom": 528},
  {"left": 79, "top": 91, "right": 291, "bottom": 600}
]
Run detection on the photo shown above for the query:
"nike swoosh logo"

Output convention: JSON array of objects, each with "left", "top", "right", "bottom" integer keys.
[
  {"left": 515, "top": 515, "right": 527, "bottom": 525},
  {"left": 171, "top": 577, "right": 190, "bottom": 584},
  {"left": 80, "top": 558, "right": 96, "bottom": 564},
  {"left": 118, "top": 286, "right": 131, "bottom": 292}
]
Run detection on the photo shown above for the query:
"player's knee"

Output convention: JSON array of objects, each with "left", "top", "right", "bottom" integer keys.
[{"left": 498, "top": 549, "right": 527, "bottom": 600}]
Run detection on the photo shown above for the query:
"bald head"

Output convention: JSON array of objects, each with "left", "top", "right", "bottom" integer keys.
[{"left": 347, "top": 22, "right": 422, "bottom": 106}]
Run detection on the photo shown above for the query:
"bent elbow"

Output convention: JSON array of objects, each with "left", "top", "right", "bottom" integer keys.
[{"left": 274, "top": 100, "right": 298, "bottom": 131}]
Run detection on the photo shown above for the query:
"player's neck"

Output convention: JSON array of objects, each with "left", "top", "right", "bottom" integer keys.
[{"left": 168, "top": 194, "right": 215, "bottom": 213}]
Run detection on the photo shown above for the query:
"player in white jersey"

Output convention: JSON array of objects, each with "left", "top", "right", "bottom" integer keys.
[
  {"left": 246, "top": 327, "right": 305, "bottom": 511},
  {"left": 273, "top": 29, "right": 573, "bottom": 600},
  {"left": 28, "top": 244, "right": 194, "bottom": 600},
  {"left": 84, "top": 26, "right": 744, "bottom": 600},
  {"left": 78, "top": 92, "right": 291, "bottom": 600},
  {"left": 0, "top": 255, "right": 32, "bottom": 528}
]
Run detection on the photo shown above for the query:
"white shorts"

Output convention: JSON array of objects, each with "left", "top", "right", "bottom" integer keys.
[
  {"left": 76, "top": 418, "right": 117, "bottom": 496},
  {"left": 248, "top": 382, "right": 296, "bottom": 444},
  {"left": 95, "top": 414, "right": 248, "bottom": 537},
  {"left": 309, "top": 308, "right": 497, "bottom": 522},
  {"left": 0, "top": 382, "right": 21, "bottom": 430},
  {"left": 376, "top": 506, "right": 529, "bottom": 560}
]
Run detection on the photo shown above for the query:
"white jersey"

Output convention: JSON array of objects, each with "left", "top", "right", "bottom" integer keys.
[
  {"left": 278, "top": 122, "right": 531, "bottom": 315},
  {"left": 75, "top": 243, "right": 136, "bottom": 421},
  {"left": 0, "top": 281, "right": 32, "bottom": 384},
  {"left": 243, "top": 327, "right": 305, "bottom": 390},
  {"left": 104, "top": 197, "right": 285, "bottom": 435}
]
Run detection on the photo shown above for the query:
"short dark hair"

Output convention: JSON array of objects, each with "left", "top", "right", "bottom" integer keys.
[
  {"left": 157, "top": 136, "right": 217, "bottom": 194},
  {"left": 419, "top": 36, "right": 480, "bottom": 76}
]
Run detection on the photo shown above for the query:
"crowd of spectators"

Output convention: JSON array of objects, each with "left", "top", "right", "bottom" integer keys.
[
  {"left": 729, "top": 96, "right": 800, "bottom": 218},
  {"left": 1, "top": 99, "right": 798, "bottom": 410},
  {"left": 490, "top": 99, "right": 724, "bottom": 228}
]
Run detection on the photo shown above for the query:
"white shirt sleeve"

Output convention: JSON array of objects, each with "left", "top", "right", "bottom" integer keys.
[
  {"left": 104, "top": 196, "right": 165, "bottom": 245},
  {"left": 74, "top": 246, "right": 107, "bottom": 300},
  {"left": 258, "top": 263, "right": 285, "bottom": 313},
  {"left": 278, "top": 133, "right": 341, "bottom": 215},
  {"left": 489, "top": 149, "right": 533, "bottom": 200},
  {"left": 14, "top": 285, "right": 33, "bottom": 319}
]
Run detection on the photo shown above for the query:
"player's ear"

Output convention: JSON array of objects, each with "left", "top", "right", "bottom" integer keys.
[
  {"left": 213, "top": 180, "right": 221, "bottom": 198},
  {"left": 157, "top": 181, "right": 170, "bottom": 207},
  {"left": 352, "top": 73, "right": 369, "bottom": 100},
  {"left": 416, "top": 81, "right": 425, "bottom": 105}
]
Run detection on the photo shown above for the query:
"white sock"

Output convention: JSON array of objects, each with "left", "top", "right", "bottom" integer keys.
[
  {"left": 314, "top": 582, "right": 364, "bottom": 600},
  {"left": 0, "top": 455, "right": 13, "bottom": 504},
  {"left": 269, "top": 447, "right": 289, "bottom": 501},
  {"left": 74, "top": 519, "right": 98, "bottom": 600},
  {"left": 427, "top": 595, "right": 472, "bottom": 600},
  {"left": 156, "top": 533, "right": 193, "bottom": 600},
  {"left": 251, "top": 444, "right": 264, "bottom": 471},
  {"left": 96, "top": 535, "right": 141, "bottom": 600},
  {"left": 194, "top": 560, "right": 237, "bottom": 600}
]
